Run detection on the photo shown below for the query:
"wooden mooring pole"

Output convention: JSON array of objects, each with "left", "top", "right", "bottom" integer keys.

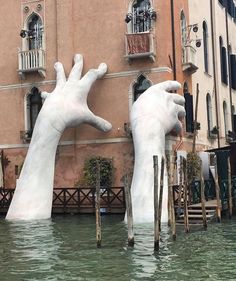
[
  {"left": 227, "top": 156, "right": 233, "bottom": 218},
  {"left": 200, "top": 168, "right": 207, "bottom": 229},
  {"left": 167, "top": 155, "right": 176, "bottom": 240},
  {"left": 124, "top": 173, "right": 134, "bottom": 246},
  {"left": 213, "top": 155, "right": 221, "bottom": 222},
  {"left": 95, "top": 160, "right": 102, "bottom": 248},
  {"left": 182, "top": 157, "right": 190, "bottom": 233},
  {"left": 178, "top": 156, "right": 183, "bottom": 215},
  {"left": 192, "top": 83, "right": 200, "bottom": 154},
  {"left": 153, "top": 155, "right": 160, "bottom": 251},
  {"left": 158, "top": 157, "right": 165, "bottom": 231}
]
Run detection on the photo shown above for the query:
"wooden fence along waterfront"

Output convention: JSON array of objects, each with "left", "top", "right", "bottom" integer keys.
[
  {"left": 1, "top": 178, "right": 236, "bottom": 217},
  {"left": 0, "top": 186, "right": 126, "bottom": 215}
]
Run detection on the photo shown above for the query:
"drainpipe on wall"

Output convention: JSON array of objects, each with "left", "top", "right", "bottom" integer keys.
[
  {"left": 55, "top": 0, "right": 58, "bottom": 61},
  {"left": 225, "top": 6, "right": 233, "bottom": 129},
  {"left": 210, "top": 0, "right": 220, "bottom": 148},
  {"left": 170, "top": 0, "right": 177, "bottom": 81}
]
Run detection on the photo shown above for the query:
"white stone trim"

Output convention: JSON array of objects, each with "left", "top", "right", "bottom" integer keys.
[
  {"left": 0, "top": 80, "right": 56, "bottom": 91},
  {"left": 76, "top": 137, "right": 131, "bottom": 145},
  {"left": 105, "top": 67, "right": 172, "bottom": 79},
  {"left": 0, "top": 67, "right": 172, "bottom": 91},
  {"left": 0, "top": 137, "right": 131, "bottom": 150}
]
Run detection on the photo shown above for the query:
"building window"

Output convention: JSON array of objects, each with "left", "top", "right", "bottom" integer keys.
[
  {"left": 218, "top": 0, "right": 236, "bottom": 20},
  {"left": 230, "top": 54, "right": 236, "bottom": 90},
  {"left": 133, "top": 74, "right": 151, "bottom": 102},
  {"left": 223, "top": 101, "right": 229, "bottom": 138},
  {"left": 232, "top": 105, "right": 235, "bottom": 115},
  {"left": 130, "top": 0, "right": 152, "bottom": 33},
  {"left": 125, "top": 0, "right": 156, "bottom": 61},
  {"left": 26, "top": 87, "right": 42, "bottom": 137},
  {"left": 27, "top": 13, "right": 43, "bottom": 50},
  {"left": 218, "top": 0, "right": 224, "bottom": 6},
  {"left": 231, "top": 105, "right": 236, "bottom": 134},
  {"left": 219, "top": 36, "right": 228, "bottom": 85},
  {"left": 227, "top": 0, "right": 236, "bottom": 17},
  {"left": 183, "top": 83, "right": 194, "bottom": 133},
  {"left": 232, "top": 105, "right": 236, "bottom": 134},
  {"left": 206, "top": 93, "right": 213, "bottom": 133},
  {"left": 180, "top": 11, "right": 187, "bottom": 63},
  {"left": 203, "top": 21, "right": 209, "bottom": 73}
]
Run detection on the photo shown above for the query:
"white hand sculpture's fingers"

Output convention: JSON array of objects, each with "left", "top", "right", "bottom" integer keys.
[
  {"left": 171, "top": 93, "right": 185, "bottom": 106},
  {"left": 68, "top": 54, "right": 84, "bottom": 82},
  {"left": 78, "top": 63, "right": 108, "bottom": 100},
  {"left": 96, "top": 63, "right": 108, "bottom": 79},
  {"left": 54, "top": 62, "right": 66, "bottom": 88},
  {"left": 80, "top": 63, "right": 107, "bottom": 84},
  {"left": 41, "top": 91, "right": 50, "bottom": 100},
  {"left": 86, "top": 113, "right": 112, "bottom": 132},
  {"left": 175, "top": 104, "right": 186, "bottom": 118},
  {"left": 155, "top": 80, "right": 181, "bottom": 92}
]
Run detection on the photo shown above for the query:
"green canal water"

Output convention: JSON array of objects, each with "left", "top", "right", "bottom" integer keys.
[{"left": 0, "top": 215, "right": 236, "bottom": 281}]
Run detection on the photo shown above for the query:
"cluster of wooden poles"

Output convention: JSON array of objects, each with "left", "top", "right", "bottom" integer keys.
[
  {"left": 95, "top": 154, "right": 233, "bottom": 249},
  {"left": 94, "top": 155, "right": 176, "bottom": 250},
  {"left": 123, "top": 155, "right": 177, "bottom": 251}
]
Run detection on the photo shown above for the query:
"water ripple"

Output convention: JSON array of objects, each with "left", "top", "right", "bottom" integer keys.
[{"left": 0, "top": 215, "right": 236, "bottom": 280}]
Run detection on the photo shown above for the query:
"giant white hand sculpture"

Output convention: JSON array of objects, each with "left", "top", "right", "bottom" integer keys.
[
  {"left": 6, "top": 54, "right": 112, "bottom": 220},
  {"left": 130, "top": 81, "right": 185, "bottom": 223}
]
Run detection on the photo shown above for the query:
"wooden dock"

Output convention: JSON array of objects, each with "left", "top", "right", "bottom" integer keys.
[{"left": 176, "top": 200, "right": 220, "bottom": 225}]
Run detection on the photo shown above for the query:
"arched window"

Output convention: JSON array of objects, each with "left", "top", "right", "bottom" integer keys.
[
  {"left": 27, "top": 87, "right": 42, "bottom": 136},
  {"left": 180, "top": 11, "right": 187, "bottom": 63},
  {"left": 203, "top": 21, "right": 209, "bottom": 73},
  {"left": 183, "top": 82, "right": 194, "bottom": 133},
  {"left": 229, "top": 45, "right": 236, "bottom": 90},
  {"left": 206, "top": 93, "right": 213, "bottom": 133},
  {"left": 223, "top": 101, "right": 229, "bottom": 137},
  {"left": 232, "top": 105, "right": 235, "bottom": 115},
  {"left": 133, "top": 74, "right": 151, "bottom": 101},
  {"left": 219, "top": 36, "right": 228, "bottom": 84},
  {"left": 19, "top": 12, "right": 45, "bottom": 78},
  {"left": 27, "top": 13, "right": 43, "bottom": 50},
  {"left": 232, "top": 105, "right": 236, "bottom": 134},
  {"left": 131, "top": 0, "right": 152, "bottom": 33}
]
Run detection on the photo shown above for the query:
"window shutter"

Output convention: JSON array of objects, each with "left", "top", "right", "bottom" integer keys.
[
  {"left": 233, "top": 114, "right": 236, "bottom": 134},
  {"left": 184, "top": 93, "right": 194, "bottom": 133},
  {"left": 226, "top": 0, "right": 235, "bottom": 17},
  {"left": 230, "top": 54, "right": 236, "bottom": 90},
  {"left": 222, "top": 47, "right": 228, "bottom": 84}
]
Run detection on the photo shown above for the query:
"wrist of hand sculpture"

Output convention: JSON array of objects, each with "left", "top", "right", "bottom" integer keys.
[{"left": 129, "top": 80, "right": 185, "bottom": 224}]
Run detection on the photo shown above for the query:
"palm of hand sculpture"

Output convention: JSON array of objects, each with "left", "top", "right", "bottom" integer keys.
[
  {"left": 130, "top": 81, "right": 185, "bottom": 223},
  {"left": 6, "top": 54, "right": 112, "bottom": 220}
]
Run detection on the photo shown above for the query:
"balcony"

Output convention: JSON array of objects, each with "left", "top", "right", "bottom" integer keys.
[
  {"left": 182, "top": 45, "right": 198, "bottom": 73},
  {"left": 124, "top": 32, "right": 155, "bottom": 62},
  {"left": 18, "top": 49, "right": 46, "bottom": 78}
]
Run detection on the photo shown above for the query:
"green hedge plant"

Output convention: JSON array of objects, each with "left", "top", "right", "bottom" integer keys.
[{"left": 83, "top": 156, "right": 114, "bottom": 188}]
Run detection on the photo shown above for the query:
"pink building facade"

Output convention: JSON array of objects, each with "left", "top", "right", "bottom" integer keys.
[{"left": 0, "top": 0, "right": 193, "bottom": 188}]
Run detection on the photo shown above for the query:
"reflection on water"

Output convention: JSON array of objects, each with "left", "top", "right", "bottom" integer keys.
[{"left": 0, "top": 215, "right": 236, "bottom": 281}]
